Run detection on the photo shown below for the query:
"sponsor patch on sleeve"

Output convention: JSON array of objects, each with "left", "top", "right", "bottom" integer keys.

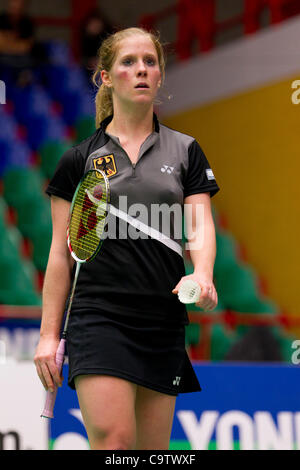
[{"left": 206, "top": 169, "right": 215, "bottom": 181}]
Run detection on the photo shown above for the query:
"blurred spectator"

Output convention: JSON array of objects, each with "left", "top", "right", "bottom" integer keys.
[
  {"left": 80, "top": 8, "right": 114, "bottom": 81},
  {"left": 0, "top": 0, "right": 47, "bottom": 86},
  {"left": 224, "top": 326, "right": 283, "bottom": 362},
  {"left": 0, "top": 0, "right": 34, "bottom": 55}
]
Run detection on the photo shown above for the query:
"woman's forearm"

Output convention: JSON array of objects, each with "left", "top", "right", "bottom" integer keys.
[
  {"left": 187, "top": 212, "right": 216, "bottom": 281},
  {"left": 40, "top": 252, "right": 72, "bottom": 338}
]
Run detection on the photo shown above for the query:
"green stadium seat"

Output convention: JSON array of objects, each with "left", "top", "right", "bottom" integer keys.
[
  {"left": 0, "top": 197, "right": 7, "bottom": 231},
  {"left": 0, "top": 226, "right": 22, "bottom": 265},
  {"left": 6, "top": 224, "right": 22, "bottom": 250},
  {"left": 3, "top": 167, "right": 45, "bottom": 209},
  {"left": 278, "top": 335, "right": 297, "bottom": 362},
  {"left": 184, "top": 260, "right": 193, "bottom": 276},
  {"left": 75, "top": 116, "right": 96, "bottom": 143},
  {"left": 31, "top": 224, "right": 52, "bottom": 271},
  {"left": 0, "top": 253, "right": 33, "bottom": 291},
  {"left": 211, "top": 205, "right": 220, "bottom": 226},
  {"left": 39, "top": 140, "right": 72, "bottom": 179},
  {"left": 0, "top": 218, "right": 41, "bottom": 305},
  {"left": 0, "top": 289, "right": 41, "bottom": 306},
  {"left": 216, "top": 262, "right": 260, "bottom": 311},
  {"left": 16, "top": 197, "right": 51, "bottom": 239},
  {"left": 214, "top": 231, "right": 238, "bottom": 276},
  {"left": 185, "top": 322, "right": 201, "bottom": 346}
]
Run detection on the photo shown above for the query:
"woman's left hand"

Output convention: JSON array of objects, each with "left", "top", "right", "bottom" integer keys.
[{"left": 172, "top": 274, "right": 218, "bottom": 311}]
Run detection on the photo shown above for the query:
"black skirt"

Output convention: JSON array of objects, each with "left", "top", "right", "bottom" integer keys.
[{"left": 66, "top": 307, "right": 202, "bottom": 396}]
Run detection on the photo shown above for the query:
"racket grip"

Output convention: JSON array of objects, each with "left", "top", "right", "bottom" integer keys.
[{"left": 40, "top": 338, "right": 66, "bottom": 419}]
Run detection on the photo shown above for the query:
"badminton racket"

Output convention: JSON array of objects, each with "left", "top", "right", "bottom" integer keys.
[{"left": 41, "top": 169, "right": 110, "bottom": 418}]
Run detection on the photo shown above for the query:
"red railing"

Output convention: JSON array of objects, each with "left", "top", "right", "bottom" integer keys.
[
  {"left": 0, "top": 305, "right": 299, "bottom": 361},
  {"left": 139, "top": 0, "right": 300, "bottom": 60},
  {"left": 31, "top": 0, "right": 300, "bottom": 62}
]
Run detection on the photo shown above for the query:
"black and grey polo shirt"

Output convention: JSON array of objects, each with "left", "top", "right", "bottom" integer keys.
[{"left": 46, "top": 113, "right": 220, "bottom": 325}]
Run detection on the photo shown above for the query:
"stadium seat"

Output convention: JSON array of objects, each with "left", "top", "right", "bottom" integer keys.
[
  {"left": 26, "top": 114, "right": 66, "bottom": 150},
  {"left": 0, "top": 197, "right": 7, "bottom": 230},
  {"left": 216, "top": 262, "right": 260, "bottom": 311},
  {"left": 44, "top": 40, "right": 72, "bottom": 65},
  {"left": 0, "top": 225, "right": 40, "bottom": 305},
  {"left": 0, "top": 140, "right": 10, "bottom": 177},
  {"left": 0, "top": 108, "right": 17, "bottom": 142},
  {"left": 0, "top": 140, "right": 32, "bottom": 176},
  {"left": 0, "top": 226, "right": 21, "bottom": 266},
  {"left": 61, "top": 91, "right": 94, "bottom": 126},
  {"left": 10, "top": 84, "right": 51, "bottom": 125},
  {"left": 7, "top": 140, "right": 32, "bottom": 168},
  {"left": 16, "top": 197, "right": 51, "bottom": 239},
  {"left": 214, "top": 231, "right": 238, "bottom": 276},
  {"left": 9, "top": 84, "right": 67, "bottom": 150},
  {"left": 3, "top": 167, "right": 45, "bottom": 209},
  {"left": 39, "top": 140, "right": 71, "bottom": 179},
  {"left": 45, "top": 64, "right": 87, "bottom": 100},
  {"left": 211, "top": 204, "right": 220, "bottom": 226},
  {"left": 185, "top": 322, "right": 201, "bottom": 346},
  {"left": 30, "top": 223, "right": 52, "bottom": 271},
  {"left": 75, "top": 114, "right": 96, "bottom": 143}
]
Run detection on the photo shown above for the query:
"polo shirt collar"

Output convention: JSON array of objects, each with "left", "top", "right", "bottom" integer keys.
[{"left": 100, "top": 113, "right": 160, "bottom": 134}]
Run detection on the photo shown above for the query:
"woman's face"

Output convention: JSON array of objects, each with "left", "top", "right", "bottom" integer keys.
[{"left": 102, "top": 34, "right": 162, "bottom": 108}]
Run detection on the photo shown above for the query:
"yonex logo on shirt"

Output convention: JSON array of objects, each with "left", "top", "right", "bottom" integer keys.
[
  {"left": 161, "top": 165, "right": 174, "bottom": 174},
  {"left": 173, "top": 376, "right": 181, "bottom": 386}
]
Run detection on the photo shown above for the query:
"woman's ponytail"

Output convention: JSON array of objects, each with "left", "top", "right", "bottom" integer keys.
[{"left": 94, "top": 82, "right": 113, "bottom": 129}]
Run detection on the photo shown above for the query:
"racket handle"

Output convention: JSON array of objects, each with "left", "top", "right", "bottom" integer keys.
[{"left": 40, "top": 338, "right": 66, "bottom": 419}]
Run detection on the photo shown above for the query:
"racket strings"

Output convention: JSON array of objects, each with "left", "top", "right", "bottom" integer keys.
[{"left": 68, "top": 171, "right": 109, "bottom": 261}]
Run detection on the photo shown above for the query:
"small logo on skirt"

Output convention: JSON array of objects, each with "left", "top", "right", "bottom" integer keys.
[{"left": 173, "top": 376, "right": 181, "bottom": 386}]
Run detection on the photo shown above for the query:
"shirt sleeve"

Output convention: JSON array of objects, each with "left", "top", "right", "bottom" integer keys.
[
  {"left": 45, "top": 147, "right": 85, "bottom": 202},
  {"left": 183, "top": 139, "right": 220, "bottom": 198}
]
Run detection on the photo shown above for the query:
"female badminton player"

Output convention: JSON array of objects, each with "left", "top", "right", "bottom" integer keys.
[{"left": 34, "top": 27, "right": 220, "bottom": 450}]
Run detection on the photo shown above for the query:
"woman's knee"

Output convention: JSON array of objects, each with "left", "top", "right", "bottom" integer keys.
[
  {"left": 87, "top": 422, "right": 136, "bottom": 450},
  {"left": 74, "top": 374, "right": 137, "bottom": 450},
  {"left": 103, "top": 426, "right": 136, "bottom": 450}
]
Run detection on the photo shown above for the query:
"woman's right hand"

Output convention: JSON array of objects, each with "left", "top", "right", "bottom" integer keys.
[{"left": 34, "top": 336, "right": 63, "bottom": 392}]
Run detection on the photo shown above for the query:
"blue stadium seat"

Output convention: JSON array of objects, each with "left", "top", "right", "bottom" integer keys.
[
  {"left": 6, "top": 140, "right": 32, "bottom": 168},
  {"left": 45, "top": 40, "right": 72, "bottom": 65},
  {"left": 0, "top": 140, "right": 10, "bottom": 177},
  {"left": 9, "top": 84, "right": 52, "bottom": 125},
  {"left": 44, "top": 65, "right": 69, "bottom": 101},
  {"left": 61, "top": 90, "right": 94, "bottom": 126},
  {"left": 0, "top": 108, "right": 17, "bottom": 142},
  {"left": 26, "top": 114, "right": 66, "bottom": 150},
  {"left": 45, "top": 64, "right": 88, "bottom": 100}
]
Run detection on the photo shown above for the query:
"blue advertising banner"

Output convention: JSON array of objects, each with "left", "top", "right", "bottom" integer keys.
[{"left": 49, "top": 362, "right": 300, "bottom": 450}]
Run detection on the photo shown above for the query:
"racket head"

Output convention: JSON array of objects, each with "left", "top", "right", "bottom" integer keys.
[{"left": 67, "top": 169, "right": 110, "bottom": 263}]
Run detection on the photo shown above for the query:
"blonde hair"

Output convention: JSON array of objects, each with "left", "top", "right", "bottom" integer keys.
[{"left": 92, "top": 27, "right": 166, "bottom": 128}]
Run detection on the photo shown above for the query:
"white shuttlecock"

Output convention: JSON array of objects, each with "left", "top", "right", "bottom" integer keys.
[{"left": 178, "top": 279, "right": 201, "bottom": 304}]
